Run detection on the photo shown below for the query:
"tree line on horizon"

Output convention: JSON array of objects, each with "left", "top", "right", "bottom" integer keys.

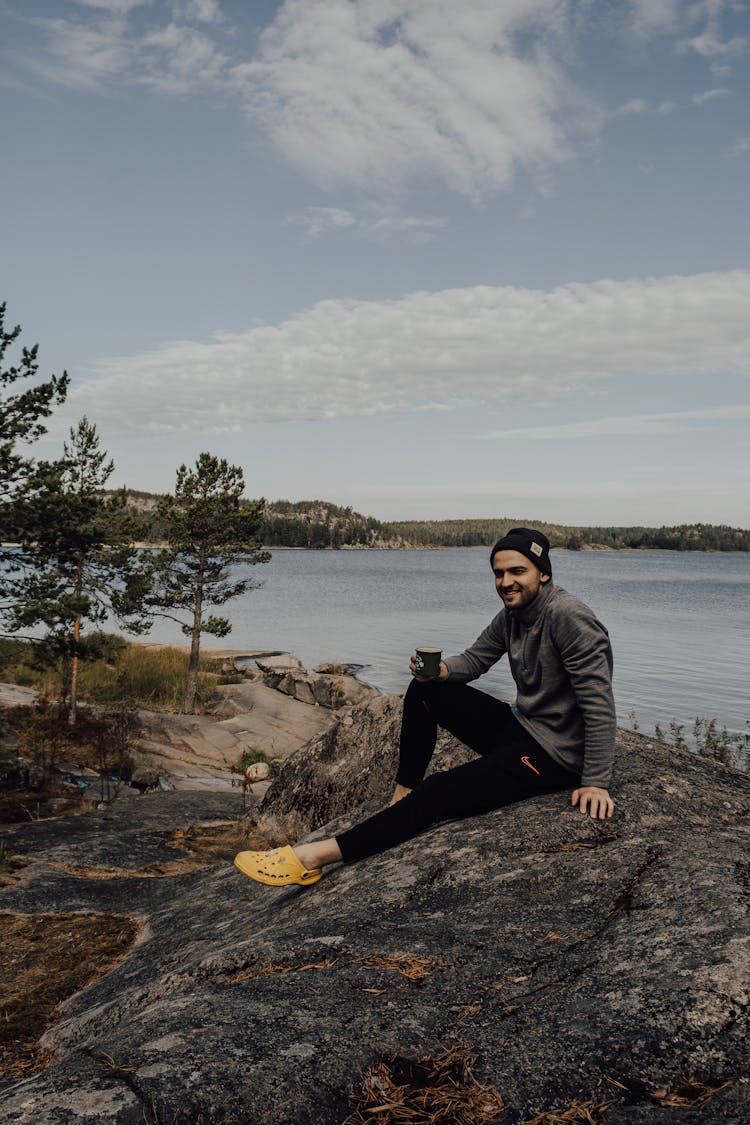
[
  {"left": 120, "top": 494, "right": 750, "bottom": 553},
  {"left": 382, "top": 518, "right": 750, "bottom": 552}
]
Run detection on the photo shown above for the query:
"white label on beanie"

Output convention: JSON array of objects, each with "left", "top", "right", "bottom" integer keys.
[{"left": 530, "top": 541, "right": 543, "bottom": 557}]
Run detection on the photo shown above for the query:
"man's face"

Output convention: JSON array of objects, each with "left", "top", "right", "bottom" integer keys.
[{"left": 492, "top": 549, "right": 549, "bottom": 610}]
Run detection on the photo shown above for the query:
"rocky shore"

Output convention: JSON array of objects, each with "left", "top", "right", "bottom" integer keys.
[
  {"left": 134, "top": 653, "right": 378, "bottom": 790},
  {"left": 1, "top": 674, "right": 748, "bottom": 1122}
]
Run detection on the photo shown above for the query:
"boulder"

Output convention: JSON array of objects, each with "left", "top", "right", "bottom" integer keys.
[
  {"left": 245, "top": 761, "right": 269, "bottom": 782},
  {"left": 254, "top": 656, "right": 379, "bottom": 711},
  {"left": 253, "top": 654, "right": 306, "bottom": 675},
  {"left": 0, "top": 699, "right": 748, "bottom": 1123},
  {"left": 259, "top": 693, "right": 474, "bottom": 831}
]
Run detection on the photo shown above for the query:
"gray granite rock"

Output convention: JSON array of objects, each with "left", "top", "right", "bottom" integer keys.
[
  {"left": 1, "top": 702, "right": 748, "bottom": 1123},
  {"left": 254, "top": 657, "right": 379, "bottom": 711}
]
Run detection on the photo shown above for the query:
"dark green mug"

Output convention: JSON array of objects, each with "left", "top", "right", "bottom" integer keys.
[{"left": 415, "top": 647, "right": 442, "bottom": 678}]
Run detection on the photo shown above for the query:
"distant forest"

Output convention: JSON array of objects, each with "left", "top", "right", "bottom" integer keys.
[{"left": 120, "top": 492, "right": 750, "bottom": 552}]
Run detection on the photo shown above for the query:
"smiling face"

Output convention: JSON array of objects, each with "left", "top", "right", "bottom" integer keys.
[{"left": 492, "top": 549, "right": 550, "bottom": 610}]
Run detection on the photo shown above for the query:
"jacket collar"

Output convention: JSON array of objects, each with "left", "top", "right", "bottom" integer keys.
[{"left": 508, "top": 580, "right": 554, "bottom": 625}]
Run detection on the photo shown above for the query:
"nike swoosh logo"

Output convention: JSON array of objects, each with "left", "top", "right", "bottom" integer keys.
[{"left": 520, "top": 755, "right": 541, "bottom": 776}]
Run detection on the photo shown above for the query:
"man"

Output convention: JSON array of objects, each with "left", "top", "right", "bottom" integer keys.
[{"left": 234, "top": 527, "right": 616, "bottom": 887}]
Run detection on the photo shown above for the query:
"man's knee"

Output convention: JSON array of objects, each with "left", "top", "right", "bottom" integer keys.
[
  {"left": 404, "top": 677, "right": 435, "bottom": 702},
  {"left": 403, "top": 679, "right": 442, "bottom": 722},
  {"left": 408, "top": 769, "right": 461, "bottom": 821}
]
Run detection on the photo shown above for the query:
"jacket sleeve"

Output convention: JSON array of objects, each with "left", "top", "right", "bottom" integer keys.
[
  {"left": 443, "top": 611, "right": 508, "bottom": 682},
  {"left": 553, "top": 606, "right": 616, "bottom": 789}
]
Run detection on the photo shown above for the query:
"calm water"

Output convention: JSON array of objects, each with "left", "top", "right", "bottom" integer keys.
[{"left": 140, "top": 549, "right": 750, "bottom": 741}]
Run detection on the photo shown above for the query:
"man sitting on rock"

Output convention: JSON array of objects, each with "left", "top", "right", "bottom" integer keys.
[{"left": 234, "top": 527, "right": 616, "bottom": 887}]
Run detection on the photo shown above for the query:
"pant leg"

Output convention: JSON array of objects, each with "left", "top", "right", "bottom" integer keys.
[
  {"left": 397, "top": 679, "right": 528, "bottom": 789},
  {"left": 337, "top": 726, "right": 578, "bottom": 863}
]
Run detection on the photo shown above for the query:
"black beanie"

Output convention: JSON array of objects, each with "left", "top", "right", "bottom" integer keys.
[{"left": 490, "top": 527, "right": 552, "bottom": 577}]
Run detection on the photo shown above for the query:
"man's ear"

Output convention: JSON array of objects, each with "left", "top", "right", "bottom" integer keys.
[{"left": 540, "top": 572, "right": 551, "bottom": 584}]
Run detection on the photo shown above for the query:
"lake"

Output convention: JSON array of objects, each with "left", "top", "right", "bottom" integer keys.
[{"left": 139, "top": 548, "right": 750, "bottom": 745}]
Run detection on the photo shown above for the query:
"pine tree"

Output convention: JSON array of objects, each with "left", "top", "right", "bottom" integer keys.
[
  {"left": 10, "top": 418, "right": 149, "bottom": 723},
  {"left": 142, "top": 454, "right": 270, "bottom": 713},
  {"left": 1, "top": 301, "right": 69, "bottom": 614}
]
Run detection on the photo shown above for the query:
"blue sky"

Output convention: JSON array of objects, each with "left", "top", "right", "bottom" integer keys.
[{"left": 2, "top": 0, "right": 749, "bottom": 525}]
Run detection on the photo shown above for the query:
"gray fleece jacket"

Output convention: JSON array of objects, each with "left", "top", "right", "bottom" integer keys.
[{"left": 444, "top": 583, "right": 615, "bottom": 789}]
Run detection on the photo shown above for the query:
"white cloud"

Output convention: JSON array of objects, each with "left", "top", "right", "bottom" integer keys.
[
  {"left": 614, "top": 97, "right": 650, "bottom": 115},
  {"left": 25, "top": 4, "right": 227, "bottom": 94},
  {"left": 482, "top": 404, "right": 750, "bottom": 441},
  {"left": 21, "top": 0, "right": 601, "bottom": 200},
  {"left": 613, "top": 97, "right": 680, "bottom": 118},
  {"left": 172, "top": 0, "right": 224, "bottom": 23},
  {"left": 26, "top": 16, "right": 132, "bottom": 90},
  {"left": 136, "top": 23, "right": 228, "bottom": 94},
  {"left": 65, "top": 270, "right": 750, "bottom": 434},
  {"left": 73, "top": 0, "right": 148, "bottom": 11},
  {"left": 730, "top": 137, "right": 750, "bottom": 157},
  {"left": 232, "top": 0, "right": 599, "bottom": 199},
  {"left": 288, "top": 203, "right": 447, "bottom": 242},
  {"left": 681, "top": 23, "right": 747, "bottom": 58},
  {"left": 627, "top": 0, "right": 682, "bottom": 38},
  {"left": 287, "top": 207, "right": 356, "bottom": 238},
  {"left": 691, "top": 86, "right": 731, "bottom": 103},
  {"left": 365, "top": 207, "right": 447, "bottom": 243},
  {"left": 15, "top": 0, "right": 747, "bottom": 200},
  {"left": 627, "top": 0, "right": 747, "bottom": 73}
]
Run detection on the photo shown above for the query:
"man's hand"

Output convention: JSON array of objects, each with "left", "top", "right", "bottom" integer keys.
[
  {"left": 409, "top": 656, "right": 448, "bottom": 681},
  {"left": 571, "top": 786, "right": 614, "bottom": 819}
]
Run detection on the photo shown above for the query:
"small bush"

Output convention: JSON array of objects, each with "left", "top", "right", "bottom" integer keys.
[
  {"left": 238, "top": 747, "right": 272, "bottom": 771},
  {"left": 1, "top": 700, "right": 137, "bottom": 787},
  {"left": 626, "top": 709, "right": 747, "bottom": 771}
]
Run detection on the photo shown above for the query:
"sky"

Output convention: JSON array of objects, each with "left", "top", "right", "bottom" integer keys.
[{"left": 1, "top": 0, "right": 749, "bottom": 527}]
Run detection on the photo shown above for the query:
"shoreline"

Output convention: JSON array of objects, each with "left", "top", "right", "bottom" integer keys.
[{"left": 5, "top": 541, "right": 748, "bottom": 554}]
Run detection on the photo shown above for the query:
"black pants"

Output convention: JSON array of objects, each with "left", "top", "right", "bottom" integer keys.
[{"left": 336, "top": 680, "right": 578, "bottom": 863}]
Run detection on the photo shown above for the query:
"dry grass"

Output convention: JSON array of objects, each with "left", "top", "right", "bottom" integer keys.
[
  {"left": 0, "top": 786, "right": 92, "bottom": 824},
  {"left": 523, "top": 1099, "right": 613, "bottom": 1123},
  {"left": 0, "top": 845, "right": 32, "bottom": 888},
  {"left": 356, "top": 955, "right": 435, "bottom": 982},
  {"left": 42, "top": 857, "right": 201, "bottom": 879},
  {"left": 0, "top": 912, "right": 139, "bottom": 1080},
  {"left": 168, "top": 820, "right": 249, "bottom": 865},
  {"left": 344, "top": 1046, "right": 506, "bottom": 1124},
  {"left": 648, "top": 1077, "right": 734, "bottom": 1107},
  {"left": 226, "top": 959, "right": 335, "bottom": 985},
  {"left": 165, "top": 812, "right": 306, "bottom": 867},
  {"left": 543, "top": 833, "right": 620, "bottom": 854}
]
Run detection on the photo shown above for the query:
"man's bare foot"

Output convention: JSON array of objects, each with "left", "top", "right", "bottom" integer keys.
[
  {"left": 293, "top": 839, "right": 343, "bottom": 870},
  {"left": 389, "top": 784, "right": 412, "bottom": 806}
]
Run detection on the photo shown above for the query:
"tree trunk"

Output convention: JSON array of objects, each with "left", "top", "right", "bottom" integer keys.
[
  {"left": 182, "top": 563, "right": 204, "bottom": 713},
  {"left": 68, "top": 557, "right": 84, "bottom": 726}
]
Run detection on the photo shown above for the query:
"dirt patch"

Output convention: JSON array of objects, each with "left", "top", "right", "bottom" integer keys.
[
  {"left": 0, "top": 846, "right": 32, "bottom": 889},
  {"left": 0, "top": 912, "right": 139, "bottom": 1081},
  {"left": 168, "top": 820, "right": 250, "bottom": 865},
  {"left": 167, "top": 815, "right": 302, "bottom": 865}
]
